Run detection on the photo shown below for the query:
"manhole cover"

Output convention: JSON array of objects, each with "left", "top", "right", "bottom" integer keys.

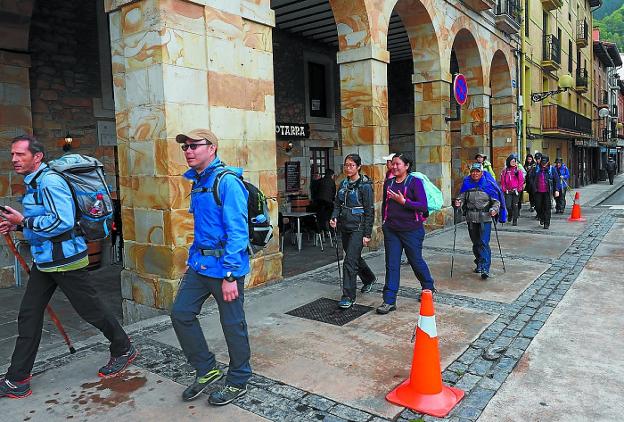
[{"left": 286, "top": 298, "right": 374, "bottom": 326}]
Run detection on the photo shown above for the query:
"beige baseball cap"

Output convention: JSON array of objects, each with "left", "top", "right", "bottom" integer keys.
[{"left": 175, "top": 128, "right": 219, "bottom": 146}]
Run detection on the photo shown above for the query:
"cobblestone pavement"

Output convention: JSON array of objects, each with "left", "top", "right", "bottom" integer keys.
[{"left": 10, "top": 208, "right": 618, "bottom": 422}]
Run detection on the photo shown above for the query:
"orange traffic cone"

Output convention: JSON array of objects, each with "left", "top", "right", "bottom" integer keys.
[
  {"left": 386, "top": 290, "right": 464, "bottom": 417},
  {"left": 567, "top": 191, "right": 586, "bottom": 222}
]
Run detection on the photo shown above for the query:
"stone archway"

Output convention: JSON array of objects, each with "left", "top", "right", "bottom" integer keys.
[
  {"left": 490, "top": 50, "right": 515, "bottom": 173},
  {"left": 449, "top": 28, "right": 486, "bottom": 195}
]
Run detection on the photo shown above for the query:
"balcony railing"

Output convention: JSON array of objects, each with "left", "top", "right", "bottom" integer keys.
[
  {"left": 576, "top": 68, "right": 588, "bottom": 91},
  {"left": 542, "top": 35, "right": 561, "bottom": 70},
  {"left": 494, "top": 0, "right": 521, "bottom": 34},
  {"left": 542, "top": 104, "right": 592, "bottom": 135},
  {"left": 576, "top": 19, "right": 588, "bottom": 47}
]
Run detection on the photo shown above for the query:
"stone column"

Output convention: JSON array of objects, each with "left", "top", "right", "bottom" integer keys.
[
  {"left": 337, "top": 47, "right": 390, "bottom": 246},
  {"left": 491, "top": 94, "right": 517, "bottom": 171},
  {"left": 0, "top": 51, "right": 33, "bottom": 287},
  {"left": 106, "top": 0, "right": 279, "bottom": 323},
  {"left": 412, "top": 75, "right": 453, "bottom": 228},
  {"left": 461, "top": 88, "right": 490, "bottom": 171}
]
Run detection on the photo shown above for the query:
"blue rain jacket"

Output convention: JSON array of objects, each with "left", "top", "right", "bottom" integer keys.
[
  {"left": 21, "top": 163, "right": 88, "bottom": 269},
  {"left": 184, "top": 157, "right": 250, "bottom": 279}
]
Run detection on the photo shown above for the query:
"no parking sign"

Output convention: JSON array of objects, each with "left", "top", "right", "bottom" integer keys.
[{"left": 453, "top": 74, "right": 468, "bottom": 106}]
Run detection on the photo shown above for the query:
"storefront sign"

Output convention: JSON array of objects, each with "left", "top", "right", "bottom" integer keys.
[
  {"left": 285, "top": 161, "right": 301, "bottom": 193},
  {"left": 453, "top": 73, "right": 468, "bottom": 106},
  {"left": 276, "top": 122, "right": 310, "bottom": 139}
]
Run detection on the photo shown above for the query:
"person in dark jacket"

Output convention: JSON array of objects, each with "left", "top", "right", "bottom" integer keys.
[
  {"left": 454, "top": 163, "right": 505, "bottom": 279},
  {"left": 377, "top": 154, "right": 435, "bottom": 314},
  {"left": 532, "top": 155, "right": 557, "bottom": 229},
  {"left": 330, "top": 154, "right": 376, "bottom": 309},
  {"left": 314, "top": 169, "right": 336, "bottom": 230},
  {"left": 0, "top": 136, "right": 134, "bottom": 400},
  {"left": 523, "top": 154, "right": 536, "bottom": 212},
  {"left": 605, "top": 156, "right": 617, "bottom": 185}
]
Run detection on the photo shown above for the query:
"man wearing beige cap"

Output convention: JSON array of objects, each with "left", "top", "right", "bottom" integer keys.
[
  {"left": 170, "top": 128, "right": 251, "bottom": 406},
  {"left": 378, "top": 152, "right": 396, "bottom": 180}
]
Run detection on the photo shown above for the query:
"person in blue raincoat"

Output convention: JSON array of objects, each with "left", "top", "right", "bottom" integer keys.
[
  {"left": 170, "top": 128, "right": 251, "bottom": 407},
  {"left": 553, "top": 158, "right": 570, "bottom": 214},
  {"left": 454, "top": 163, "right": 506, "bottom": 279}
]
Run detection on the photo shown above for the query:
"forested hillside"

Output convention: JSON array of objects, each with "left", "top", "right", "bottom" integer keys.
[{"left": 594, "top": 0, "right": 624, "bottom": 51}]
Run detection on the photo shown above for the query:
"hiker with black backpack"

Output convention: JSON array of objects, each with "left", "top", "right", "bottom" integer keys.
[
  {"left": 170, "top": 129, "right": 253, "bottom": 407},
  {"left": 0, "top": 136, "right": 135, "bottom": 400},
  {"left": 329, "top": 154, "right": 376, "bottom": 310},
  {"left": 377, "top": 154, "right": 436, "bottom": 314}
]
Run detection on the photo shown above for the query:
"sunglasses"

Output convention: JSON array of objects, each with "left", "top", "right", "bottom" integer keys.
[{"left": 181, "top": 142, "right": 212, "bottom": 151}]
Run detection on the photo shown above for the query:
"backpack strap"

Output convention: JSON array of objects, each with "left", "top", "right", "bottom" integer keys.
[{"left": 212, "top": 169, "right": 243, "bottom": 207}]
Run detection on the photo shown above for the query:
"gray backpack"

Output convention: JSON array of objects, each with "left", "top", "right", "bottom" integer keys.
[{"left": 47, "top": 154, "right": 114, "bottom": 241}]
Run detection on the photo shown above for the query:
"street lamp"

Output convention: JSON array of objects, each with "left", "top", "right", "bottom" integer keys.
[{"left": 531, "top": 74, "right": 574, "bottom": 102}]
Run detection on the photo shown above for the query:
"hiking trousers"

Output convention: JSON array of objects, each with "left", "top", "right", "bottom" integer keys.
[
  {"left": 7, "top": 266, "right": 130, "bottom": 382},
  {"left": 467, "top": 222, "right": 492, "bottom": 273},
  {"left": 170, "top": 269, "right": 251, "bottom": 387},
  {"left": 534, "top": 192, "right": 552, "bottom": 226},
  {"left": 382, "top": 225, "right": 434, "bottom": 305},
  {"left": 340, "top": 230, "right": 376, "bottom": 301}
]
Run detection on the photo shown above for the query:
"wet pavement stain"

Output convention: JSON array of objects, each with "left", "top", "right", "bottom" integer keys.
[
  {"left": 71, "top": 370, "right": 147, "bottom": 410},
  {"left": 45, "top": 399, "right": 59, "bottom": 404}
]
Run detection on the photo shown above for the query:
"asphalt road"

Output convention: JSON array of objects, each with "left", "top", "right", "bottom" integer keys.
[{"left": 601, "top": 184, "right": 624, "bottom": 205}]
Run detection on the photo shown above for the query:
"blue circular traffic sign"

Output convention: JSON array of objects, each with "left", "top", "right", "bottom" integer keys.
[{"left": 453, "top": 74, "right": 468, "bottom": 106}]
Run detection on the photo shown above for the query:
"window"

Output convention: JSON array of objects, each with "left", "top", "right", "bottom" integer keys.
[
  {"left": 525, "top": 0, "right": 530, "bottom": 34},
  {"left": 304, "top": 52, "right": 335, "bottom": 124},
  {"left": 308, "top": 62, "right": 328, "bottom": 118},
  {"left": 568, "top": 40, "right": 573, "bottom": 73},
  {"left": 310, "top": 148, "right": 330, "bottom": 177}
]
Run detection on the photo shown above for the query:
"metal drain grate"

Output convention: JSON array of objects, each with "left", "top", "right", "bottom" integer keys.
[{"left": 286, "top": 298, "right": 374, "bottom": 326}]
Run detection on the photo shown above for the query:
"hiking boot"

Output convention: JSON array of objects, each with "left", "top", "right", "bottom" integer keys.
[
  {"left": 539, "top": 220, "right": 544, "bottom": 225},
  {"left": 182, "top": 368, "right": 224, "bottom": 401},
  {"left": 474, "top": 266, "right": 482, "bottom": 273},
  {"left": 400, "top": 257, "right": 409, "bottom": 265},
  {"left": 208, "top": 384, "right": 247, "bottom": 406},
  {"left": 512, "top": 220, "right": 518, "bottom": 226},
  {"left": 360, "top": 279, "right": 376, "bottom": 294},
  {"left": 376, "top": 303, "right": 396, "bottom": 314},
  {"left": 338, "top": 297, "right": 355, "bottom": 309},
  {"left": 543, "top": 224, "right": 549, "bottom": 229},
  {"left": 481, "top": 271, "right": 490, "bottom": 279},
  {"left": 98, "top": 343, "right": 138, "bottom": 378},
  {"left": 0, "top": 377, "right": 31, "bottom": 399}
]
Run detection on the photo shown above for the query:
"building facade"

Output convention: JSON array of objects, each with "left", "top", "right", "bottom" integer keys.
[
  {"left": 521, "top": 0, "right": 598, "bottom": 186},
  {"left": 0, "top": 0, "right": 519, "bottom": 320}
]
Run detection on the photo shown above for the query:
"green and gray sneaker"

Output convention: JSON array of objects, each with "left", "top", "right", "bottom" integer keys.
[
  {"left": 182, "top": 368, "right": 224, "bottom": 401},
  {"left": 208, "top": 384, "right": 247, "bottom": 406}
]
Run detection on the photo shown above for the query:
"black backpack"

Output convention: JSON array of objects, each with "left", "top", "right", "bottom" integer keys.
[{"left": 211, "top": 167, "right": 273, "bottom": 251}]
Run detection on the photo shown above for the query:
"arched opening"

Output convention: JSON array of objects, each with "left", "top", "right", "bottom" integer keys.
[
  {"left": 490, "top": 50, "right": 515, "bottom": 173},
  {"left": 450, "top": 28, "right": 485, "bottom": 195}
]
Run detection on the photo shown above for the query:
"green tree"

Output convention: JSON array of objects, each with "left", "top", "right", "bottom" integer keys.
[
  {"left": 596, "top": 4, "right": 624, "bottom": 52},
  {"left": 593, "top": 0, "right": 624, "bottom": 20}
]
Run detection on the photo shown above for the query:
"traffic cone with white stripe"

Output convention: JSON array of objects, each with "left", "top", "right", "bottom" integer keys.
[
  {"left": 567, "top": 191, "right": 586, "bottom": 222},
  {"left": 386, "top": 290, "right": 464, "bottom": 417}
]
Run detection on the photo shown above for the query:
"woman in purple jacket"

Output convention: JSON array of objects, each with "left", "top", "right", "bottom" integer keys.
[{"left": 377, "top": 154, "right": 435, "bottom": 314}]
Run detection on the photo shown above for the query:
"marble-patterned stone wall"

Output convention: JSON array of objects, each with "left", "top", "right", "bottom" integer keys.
[
  {"left": 106, "top": 0, "right": 279, "bottom": 321},
  {"left": 0, "top": 1, "right": 34, "bottom": 287}
]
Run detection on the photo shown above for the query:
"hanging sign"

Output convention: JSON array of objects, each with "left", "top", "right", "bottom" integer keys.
[
  {"left": 453, "top": 73, "right": 468, "bottom": 106},
  {"left": 276, "top": 122, "right": 310, "bottom": 139}
]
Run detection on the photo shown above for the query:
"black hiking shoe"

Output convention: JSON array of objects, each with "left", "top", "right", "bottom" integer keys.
[
  {"left": 182, "top": 368, "right": 224, "bottom": 401},
  {"left": 208, "top": 384, "right": 247, "bottom": 406},
  {"left": 481, "top": 272, "right": 490, "bottom": 279},
  {"left": 0, "top": 377, "right": 31, "bottom": 399},
  {"left": 360, "top": 279, "right": 376, "bottom": 293},
  {"left": 98, "top": 343, "right": 138, "bottom": 378}
]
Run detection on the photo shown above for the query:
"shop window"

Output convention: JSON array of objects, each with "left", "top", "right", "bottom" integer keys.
[
  {"left": 304, "top": 53, "right": 335, "bottom": 124},
  {"left": 310, "top": 148, "right": 330, "bottom": 177}
]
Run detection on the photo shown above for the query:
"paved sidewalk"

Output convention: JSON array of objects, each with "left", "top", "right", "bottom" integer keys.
[{"left": 1, "top": 181, "right": 623, "bottom": 421}]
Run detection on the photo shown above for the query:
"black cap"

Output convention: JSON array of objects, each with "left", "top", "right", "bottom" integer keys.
[{"left": 541, "top": 155, "right": 549, "bottom": 163}]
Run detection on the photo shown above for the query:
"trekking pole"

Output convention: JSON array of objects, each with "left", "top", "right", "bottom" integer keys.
[
  {"left": 491, "top": 217, "right": 506, "bottom": 273},
  {"left": 3, "top": 233, "right": 76, "bottom": 354},
  {"left": 450, "top": 206, "right": 458, "bottom": 278},
  {"left": 332, "top": 226, "right": 342, "bottom": 282}
]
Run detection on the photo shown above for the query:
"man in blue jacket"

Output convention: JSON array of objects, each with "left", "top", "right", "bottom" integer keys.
[
  {"left": 0, "top": 136, "right": 135, "bottom": 400},
  {"left": 170, "top": 129, "right": 251, "bottom": 406},
  {"left": 553, "top": 158, "right": 570, "bottom": 214}
]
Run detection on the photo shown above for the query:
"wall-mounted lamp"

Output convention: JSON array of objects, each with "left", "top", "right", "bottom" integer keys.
[
  {"left": 280, "top": 141, "right": 294, "bottom": 153},
  {"left": 531, "top": 74, "right": 574, "bottom": 103},
  {"left": 63, "top": 132, "right": 73, "bottom": 152}
]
